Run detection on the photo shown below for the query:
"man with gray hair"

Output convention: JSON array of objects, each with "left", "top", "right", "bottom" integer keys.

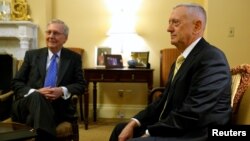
[
  {"left": 11, "top": 19, "right": 85, "bottom": 140},
  {"left": 109, "top": 3, "right": 231, "bottom": 141}
]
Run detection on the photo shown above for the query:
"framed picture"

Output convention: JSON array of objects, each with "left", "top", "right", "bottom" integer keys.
[
  {"left": 130, "top": 51, "right": 149, "bottom": 68},
  {"left": 104, "top": 54, "right": 123, "bottom": 68},
  {"left": 95, "top": 47, "right": 111, "bottom": 67}
]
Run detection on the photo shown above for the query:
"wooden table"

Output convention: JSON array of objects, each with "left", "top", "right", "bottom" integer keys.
[
  {"left": 0, "top": 122, "right": 37, "bottom": 140},
  {"left": 83, "top": 68, "right": 154, "bottom": 129}
]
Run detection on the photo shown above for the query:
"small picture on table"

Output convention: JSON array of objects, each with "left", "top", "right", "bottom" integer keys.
[
  {"left": 130, "top": 51, "right": 149, "bottom": 68},
  {"left": 95, "top": 47, "right": 111, "bottom": 67},
  {"left": 104, "top": 54, "right": 123, "bottom": 68}
]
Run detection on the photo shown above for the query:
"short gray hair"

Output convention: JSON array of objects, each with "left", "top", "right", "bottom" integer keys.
[
  {"left": 47, "top": 19, "right": 69, "bottom": 36},
  {"left": 174, "top": 3, "right": 207, "bottom": 29}
]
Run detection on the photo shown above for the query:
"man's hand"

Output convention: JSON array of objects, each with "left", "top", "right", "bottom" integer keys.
[
  {"left": 37, "top": 87, "right": 63, "bottom": 101},
  {"left": 118, "top": 120, "right": 138, "bottom": 141},
  {"left": 141, "top": 134, "right": 149, "bottom": 138}
]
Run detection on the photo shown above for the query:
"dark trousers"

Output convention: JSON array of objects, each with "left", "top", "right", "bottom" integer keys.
[
  {"left": 11, "top": 92, "right": 57, "bottom": 140},
  {"left": 109, "top": 122, "right": 208, "bottom": 141}
]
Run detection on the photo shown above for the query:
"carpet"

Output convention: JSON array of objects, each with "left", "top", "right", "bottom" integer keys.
[{"left": 79, "top": 118, "right": 128, "bottom": 141}]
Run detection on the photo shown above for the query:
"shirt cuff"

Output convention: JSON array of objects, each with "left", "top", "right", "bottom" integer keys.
[
  {"left": 24, "top": 89, "right": 36, "bottom": 97},
  {"left": 131, "top": 118, "right": 141, "bottom": 127},
  {"left": 145, "top": 129, "right": 150, "bottom": 136},
  {"left": 61, "top": 86, "right": 71, "bottom": 100}
]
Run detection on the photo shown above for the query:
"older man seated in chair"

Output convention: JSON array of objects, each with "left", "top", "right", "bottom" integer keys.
[{"left": 11, "top": 19, "right": 85, "bottom": 141}]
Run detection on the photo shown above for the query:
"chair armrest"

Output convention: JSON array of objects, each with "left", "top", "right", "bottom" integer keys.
[
  {"left": 71, "top": 95, "right": 78, "bottom": 105},
  {"left": 71, "top": 95, "right": 80, "bottom": 119},
  {"left": 0, "top": 91, "right": 14, "bottom": 102},
  {"left": 149, "top": 87, "right": 165, "bottom": 103},
  {"left": 151, "top": 87, "right": 165, "bottom": 94}
]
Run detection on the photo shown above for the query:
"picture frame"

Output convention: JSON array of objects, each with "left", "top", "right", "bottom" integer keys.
[
  {"left": 104, "top": 54, "right": 123, "bottom": 68},
  {"left": 130, "top": 51, "right": 149, "bottom": 68},
  {"left": 95, "top": 47, "right": 112, "bottom": 67}
]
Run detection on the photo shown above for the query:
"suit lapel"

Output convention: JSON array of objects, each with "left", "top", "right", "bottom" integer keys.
[{"left": 38, "top": 48, "right": 49, "bottom": 84}]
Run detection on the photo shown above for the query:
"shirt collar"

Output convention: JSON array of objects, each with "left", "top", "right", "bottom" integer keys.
[
  {"left": 48, "top": 49, "right": 61, "bottom": 59},
  {"left": 182, "top": 37, "right": 201, "bottom": 58}
]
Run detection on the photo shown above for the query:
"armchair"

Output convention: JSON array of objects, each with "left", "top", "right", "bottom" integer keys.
[{"left": 230, "top": 64, "right": 250, "bottom": 123}]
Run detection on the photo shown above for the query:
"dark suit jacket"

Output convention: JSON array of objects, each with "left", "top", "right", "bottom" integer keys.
[
  {"left": 11, "top": 47, "right": 85, "bottom": 118},
  {"left": 134, "top": 38, "right": 232, "bottom": 138}
]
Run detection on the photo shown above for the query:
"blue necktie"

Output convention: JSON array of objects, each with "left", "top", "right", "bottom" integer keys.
[{"left": 44, "top": 54, "right": 58, "bottom": 87}]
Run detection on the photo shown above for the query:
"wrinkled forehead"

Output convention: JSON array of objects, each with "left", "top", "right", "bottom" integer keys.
[{"left": 47, "top": 23, "right": 65, "bottom": 32}]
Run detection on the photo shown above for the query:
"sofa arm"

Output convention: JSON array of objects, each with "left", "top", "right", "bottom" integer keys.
[
  {"left": 0, "top": 91, "right": 14, "bottom": 121},
  {"left": 0, "top": 91, "right": 14, "bottom": 102}
]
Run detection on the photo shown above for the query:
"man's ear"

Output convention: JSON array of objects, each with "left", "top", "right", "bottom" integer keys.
[
  {"left": 193, "top": 20, "right": 202, "bottom": 34},
  {"left": 63, "top": 36, "right": 68, "bottom": 44}
]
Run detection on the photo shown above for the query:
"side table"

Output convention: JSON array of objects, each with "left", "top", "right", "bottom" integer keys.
[{"left": 83, "top": 67, "right": 154, "bottom": 130}]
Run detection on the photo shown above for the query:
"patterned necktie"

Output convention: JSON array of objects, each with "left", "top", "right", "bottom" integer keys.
[
  {"left": 159, "top": 55, "right": 185, "bottom": 120},
  {"left": 173, "top": 55, "right": 185, "bottom": 78},
  {"left": 44, "top": 54, "right": 58, "bottom": 87}
]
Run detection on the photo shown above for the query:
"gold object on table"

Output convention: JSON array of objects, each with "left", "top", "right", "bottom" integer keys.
[{"left": 11, "top": 0, "right": 31, "bottom": 20}]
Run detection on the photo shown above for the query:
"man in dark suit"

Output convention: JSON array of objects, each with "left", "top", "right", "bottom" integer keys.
[
  {"left": 109, "top": 3, "right": 232, "bottom": 141},
  {"left": 11, "top": 19, "right": 85, "bottom": 140}
]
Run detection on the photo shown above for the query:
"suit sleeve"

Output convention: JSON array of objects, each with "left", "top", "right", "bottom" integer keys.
[
  {"left": 11, "top": 51, "right": 34, "bottom": 98},
  {"left": 63, "top": 53, "right": 85, "bottom": 95}
]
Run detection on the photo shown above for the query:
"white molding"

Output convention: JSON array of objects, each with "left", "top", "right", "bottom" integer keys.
[{"left": 0, "top": 21, "right": 38, "bottom": 59}]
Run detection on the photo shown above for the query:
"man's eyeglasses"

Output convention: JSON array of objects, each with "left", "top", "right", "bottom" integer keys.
[{"left": 45, "top": 30, "right": 64, "bottom": 36}]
